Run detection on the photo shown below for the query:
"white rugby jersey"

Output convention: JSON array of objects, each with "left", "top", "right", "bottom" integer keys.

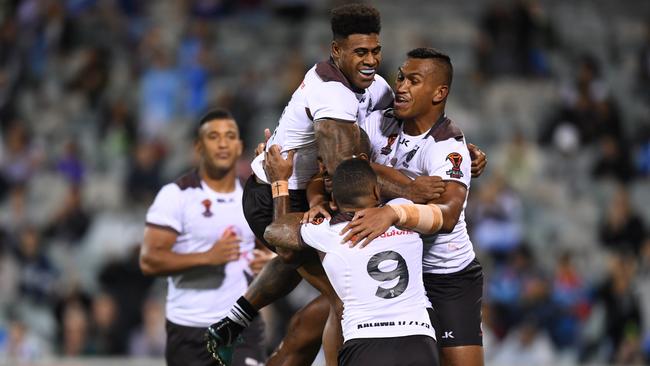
[
  {"left": 360, "top": 110, "right": 475, "bottom": 275},
  {"left": 251, "top": 59, "right": 393, "bottom": 190},
  {"left": 300, "top": 203, "right": 435, "bottom": 342},
  {"left": 145, "top": 171, "right": 256, "bottom": 327}
]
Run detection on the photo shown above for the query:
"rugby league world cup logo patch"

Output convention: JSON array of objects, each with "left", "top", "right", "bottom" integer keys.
[
  {"left": 445, "top": 152, "right": 464, "bottom": 179},
  {"left": 381, "top": 134, "right": 399, "bottom": 155},
  {"left": 201, "top": 199, "right": 213, "bottom": 217}
]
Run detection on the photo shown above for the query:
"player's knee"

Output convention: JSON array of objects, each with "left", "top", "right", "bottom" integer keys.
[{"left": 276, "top": 247, "right": 302, "bottom": 265}]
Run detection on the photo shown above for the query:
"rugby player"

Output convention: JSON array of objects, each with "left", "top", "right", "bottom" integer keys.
[
  {"left": 140, "top": 109, "right": 272, "bottom": 366},
  {"left": 265, "top": 157, "right": 439, "bottom": 366},
  {"left": 342, "top": 48, "right": 485, "bottom": 366}
]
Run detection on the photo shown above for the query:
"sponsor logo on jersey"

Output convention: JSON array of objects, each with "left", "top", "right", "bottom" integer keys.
[
  {"left": 379, "top": 229, "right": 415, "bottom": 238},
  {"left": 201, "top": 199, "right": 213, "bottom": 217},
  {"left": 380, "top": 134, "right": 399, "bottom": 155},
  {"left": 445, "top": 152, "right": 464, "bottom": 179}
]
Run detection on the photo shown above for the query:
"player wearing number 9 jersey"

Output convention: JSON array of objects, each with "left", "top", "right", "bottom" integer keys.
[{"left": 265, "top": 158, "right": 439, "bottom": 366}]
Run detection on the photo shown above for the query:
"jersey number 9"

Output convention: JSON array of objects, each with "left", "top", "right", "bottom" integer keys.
[{"left": 366, "top": 251, "right": 409, "bottom": 299}]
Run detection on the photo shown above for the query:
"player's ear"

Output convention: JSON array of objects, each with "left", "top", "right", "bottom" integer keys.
[
  {"left": 372, "top": 184, "right": 381, "bottom": 203},
  {"left": 432, "top": 84, "right": 449, "bottom": 104},
  {"left": 331, "top": 40, "right": 341, "bottom": 61}
]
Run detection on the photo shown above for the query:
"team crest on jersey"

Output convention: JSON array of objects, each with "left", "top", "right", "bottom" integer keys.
[
  {"left": 380, "top": 134, "right": 399, "bottom": 155},
  {"left": 201, "top": 199, "right": 213, "bottom": 217},
  {"left": 311, "top": 217, "right": 324, "bottom": 225},
  {"left": 445, "top": 153, "right": 464, "bottom": 179}
]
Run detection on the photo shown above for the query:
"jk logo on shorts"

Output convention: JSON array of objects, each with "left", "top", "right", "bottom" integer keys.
[{"left": 445, "top": 152, "right": 464, "bottom": 179}]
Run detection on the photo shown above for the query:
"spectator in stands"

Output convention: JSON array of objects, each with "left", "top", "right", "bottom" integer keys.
[
  {"left": 492, "top": 316, "right": 555, "bottom": 366},
  {"left": 492, "top": 130, "right": 543, "bottom": 194},
  {"left": 599, "top": 186, "right": 646, "bottom": 255},
  {"left": 13, "top": 226, "right": 59, "bottom": 305},
  {"left": 475, "top": 0, "right": 554, "bottom": 81},
  {"left": 470, "top": 175, "right": 524, "bottom": 261},
  {"left": 593, "top": 253, "right": 642, "bottom": 362},
  {"left": 0, "top": 319, "right": 44, "bottom": 363},
  {"left": 56, "top": 140, "right": 85, "bottom": 186},
  {"left": 549, "top": 250, "right": 590, "bottom": 349},
  {"left": 487, "top": 245, "right": 550, "bottom": 338},
  {"left": 540, "top": 55, "right": 623, "bottom": 149},
  {"left": 592, "top": 135, "right": 636, "bottom": 183},
  {"left": 43, "top": 185, "right": 92, "bottom": 244},
  {"left": 128, "top": 298, "right": 166, "bottom": 357},
  {"left": 60, "top": 300, "right": 91, "bottom": 356},
  {"left": 125, "top": 140, "right": 163, "bottom": 205},
  {"left": 98, "top": 98, "right": 137, "bottom": 170},
  {"left": 87, "top": 293, "right": 122, "bottom": 355},
  {"left": 138, "top": 48, "right": 182, "bottom": 139},
  {"left": 1, "top": 123, "right": 43, "bottom": 223}
]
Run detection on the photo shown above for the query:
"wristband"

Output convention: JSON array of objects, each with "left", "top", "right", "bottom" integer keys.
[
  {"left": 387, "top": 203, "right": 444, "bottom": 234},
  {"left": 271, "top": 180, "right": 289, "bottom": 198}
]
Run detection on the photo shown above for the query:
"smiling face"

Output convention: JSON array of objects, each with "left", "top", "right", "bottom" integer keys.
[
  {"left": 196, "top": 118, "right": 243, "bottom": 176},
  {"left": 393, "top": 58, "right": 449, "bottom": 120},
  {"left": 332, "top": 33, "right": 382, "bottom": 91}
]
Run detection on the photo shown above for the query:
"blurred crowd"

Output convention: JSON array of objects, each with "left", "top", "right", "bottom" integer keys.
[{"left": 0, "top": 0, "right": 649, "bottom": 365}]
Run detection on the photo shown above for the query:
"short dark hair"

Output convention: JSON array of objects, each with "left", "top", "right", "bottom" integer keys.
[
  {"left": 407, "top": 47, "right": 453, "bottom": 87},
  {"left": 196, "top": 108, "right": 235, "bottom": 137},
  {"left": 331, "top": 4, "right": 381, "bottom": 40},
  {"left": 332, "top": 158, "right": 377, "bottom": 208}
]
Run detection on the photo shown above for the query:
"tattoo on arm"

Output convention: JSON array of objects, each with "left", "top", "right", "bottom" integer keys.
[
  {"left": 314, "top": 119, "right": 360, "bottom": 176},
  {"left": 372, "top": 163, "right": 412, "bottom": 200}
]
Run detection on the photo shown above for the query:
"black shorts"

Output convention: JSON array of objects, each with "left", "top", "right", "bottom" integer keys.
[
  {"left": 165, "top": 317, "right": 265, "bottom": 366},
  {"left": 424, "top": 258, "right": 484, "bottom": 347},
  {"left": 242, "top": 174, "right": 309, "bottom": 249},
  {"left": 338, "top": 335, "right": 439, "bottom": 366}
]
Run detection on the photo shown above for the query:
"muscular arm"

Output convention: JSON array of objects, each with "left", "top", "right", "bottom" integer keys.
[
  {"left": 371, "top": 163, "right": 443, "bottom": 203},
  {"left": 339, "top": 180, "right": 467, "bottom": 245},
  {"left": 140, "top": 226, "right": 207, "bottom": 276},
  {"left": 426, "top": 181, "right": 467, "bottom": 233},
  {"left": 314, "top": 119, "right": 360, "bottom": 176}
]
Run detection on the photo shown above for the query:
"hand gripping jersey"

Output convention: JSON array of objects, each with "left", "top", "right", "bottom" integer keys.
[
  {"left": 251, "top": 59, "right": 393, "bottom": 190},
  {"left": 359, "top": 110, "right": 475, "bottom": 274},
  {"left": 145, "top": 171, "right": 256, "bottom": 327},
  {"left": 300, "top": 202, "right": 435, "bottom": 343}
]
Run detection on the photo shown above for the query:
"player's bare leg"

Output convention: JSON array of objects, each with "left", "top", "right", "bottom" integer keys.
[
  {"left": 245, "top": 256, "right": 303, "bottom": 309},
  {"left": 266, "top": 295, "right": 329, "bottom": 366},
  {"left": 322, "top": 301, "right": 343, "bottom": 366},
  {"left": 206, "top": 256, "right": 303, "bottom": 364},
  {"left": 440, "top": 346, "right": 484, "bottom": 366}
]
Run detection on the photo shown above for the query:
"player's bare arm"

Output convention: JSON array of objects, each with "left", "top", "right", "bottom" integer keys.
[
  {"left": 372, "top": 162, "right": 446, "bottom": 203},
  {"left": 314, "top": 118, "right": 360, "bottom": 177},
  {"left": 140, "top": 225, "right": 241, "bottom": 276},
  {"left": 340, "top": 180, "right": 467, "bottom": 247}
]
